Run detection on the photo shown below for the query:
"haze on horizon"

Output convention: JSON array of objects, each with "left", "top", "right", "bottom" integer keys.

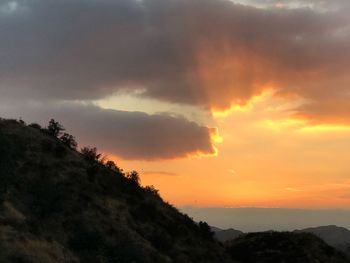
[{"left": 1, "top": 0, "right": 350, "bottom": 225}]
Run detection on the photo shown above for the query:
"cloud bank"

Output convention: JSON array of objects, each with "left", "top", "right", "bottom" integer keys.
[
  {"left": 1, "top": 102, "right": 216, "bottom": 160},
  {"left": 1, "top": 0, "right": 350, "bottom": 159}
]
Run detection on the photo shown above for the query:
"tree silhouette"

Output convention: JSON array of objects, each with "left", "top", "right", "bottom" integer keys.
[
  {"left": 47, "top": 119, "right": 65, "bottom": 137},
  {"left": 60, "top": 133, "right": 78, "bottom": 149},
  {"left": 105, "top": 160, "right": 120, "bottom": 173},
  {"left": 126, "top": 171, "right": 140, "bottom": 185},
  {"left": 198, "top": 221, "right": 214, "bottom": 239},
  {"left": 81, "top": 147, "right": 101, "bottom": 163},
  {"left": 144, "top": 185, "right": 159, "bottom": 196}
]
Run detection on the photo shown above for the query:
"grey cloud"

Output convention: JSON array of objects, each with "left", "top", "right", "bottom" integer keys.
[
  {"left": 0, "top": 101, "right": 216, "bottom": 160},
  {"left": 236, "top": 0, "right": 350, "bottom": 11},
  {"left": 0, "top": 0, "right": 350, "bottom": 122}
]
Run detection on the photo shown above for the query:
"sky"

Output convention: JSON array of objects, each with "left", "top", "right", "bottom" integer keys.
[
  {"left": 1, "top": 0, "right": 350, "bottom": 226},
  {"left": 181, "top": 207, "right": 350, "bottom": 232}
]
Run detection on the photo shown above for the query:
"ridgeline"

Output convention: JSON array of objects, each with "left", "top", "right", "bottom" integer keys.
[{"left": 0, "top": 118, "right": 348, "bottom": 263}]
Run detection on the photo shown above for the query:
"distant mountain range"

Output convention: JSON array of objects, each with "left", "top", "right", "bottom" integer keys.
[
  {"left": 295, "top": 225, "right": 350, "bottom": 255},
  {"left": 212, "top": 225, "right": 350, "bottom": 256}
]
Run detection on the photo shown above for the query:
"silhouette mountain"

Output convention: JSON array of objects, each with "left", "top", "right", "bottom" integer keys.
[
  {"left": 225, "top": 231, "right": 348, "bottom": 263},
  {"left": 0, "top": 117, "right": 348, "bottom": 263},
  {"left": 295, "top": 225, "right": 350, "bottom": 256},
  {"left": 0, "top": 118, "right": 231, "bottom": 263}
]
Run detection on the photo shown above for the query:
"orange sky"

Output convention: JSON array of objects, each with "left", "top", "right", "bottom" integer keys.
[
  {"left": 100, "top": 89, "right": 350, "bottom": 209},
  {"left": 1, "top": 0, "right": 350, "bottom": 211}
]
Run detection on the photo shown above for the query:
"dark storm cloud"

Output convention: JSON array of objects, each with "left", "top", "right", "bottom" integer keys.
[
  {"left": 0, "top": 0, "right": 201, "bottom": 103},
  {"left": 0, "top": 101, "right": 216, "bottom": 160},
  {"left": 1, "top": 0, "right": 350, "bottom": 123}
]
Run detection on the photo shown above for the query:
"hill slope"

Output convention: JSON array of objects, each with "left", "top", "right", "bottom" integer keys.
[
  {"left": 296, "top": 225, "right": 350, "bottom": 256},
  {"left": 1, "top": 118, "right": 349, "bottom": 263},
  {"left": 225, "top": 232, "right": 349, "bottom": 263},
  {"left": 213, "top": 228, "right": 243, "bottom": 243},
  {"left": 0, "top": 119, "right": 231, "bottom": 263}
]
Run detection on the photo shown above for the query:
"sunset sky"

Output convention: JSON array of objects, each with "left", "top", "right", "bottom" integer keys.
[{"left": 1, "top": 0, "right": 350, "bottom": 216}]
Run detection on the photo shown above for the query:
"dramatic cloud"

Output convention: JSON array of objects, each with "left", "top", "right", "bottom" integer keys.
[
  {"left": 0, "top": 102, "right": 216, "bottom": 160},
  {"left": 1, "top": 0, "right": 350, "bottom": 164},
  {"left": 1, "top": 0, "right": 350, "bottom": 124}
]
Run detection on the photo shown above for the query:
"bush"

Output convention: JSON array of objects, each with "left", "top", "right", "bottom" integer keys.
[
  {"left": 28, "top": 123, "right": 42, "bottom": 130},
  {"left": 144, "top": 185, "right": 159, "bottom": 196},
  {"left": 18, "top": 119, "right": 26, "bottom": 126},
  {"left": 126, "top": 171, "right": 140, "bottom": 186},
  {"left": 81, "top": 147, "right": 101, "bottom": 163},
  {"left": 198, "top": 221, "right": 214, "bottom": 240},
  {"left": 60, "top": 133, "right": 77, "bottom": 149},
  {"left": 46, "top": 119, "right": 65, "bottom": 137},
  {"left": 105, "top": 160, "right": 121, "bottom": 173}
]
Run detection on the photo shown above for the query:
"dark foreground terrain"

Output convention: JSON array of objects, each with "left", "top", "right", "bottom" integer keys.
[
  {"left": 0, "top": 118, "right": 348, "bottom": 263},
  {"left": 226, "top": 232, "right": 348, "bottom": 263}
]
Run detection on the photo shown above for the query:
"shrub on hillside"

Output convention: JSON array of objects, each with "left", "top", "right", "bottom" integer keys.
[
  {"left": 144, "top": 185, "right": 159, "bottom": 197},
  {"left": 105, "top": 160, "right": 121, "bottom": 173},
  {"left": 60, "top": 133, "right": 78, "bottom": 149},
  {"left": 45, "top": 119, "right": 65, "bottom": 137},
  {"left": 199, "top": 221, "right": 214, "bottom": 240},
  {"left": 28, "top": 123, "right": 42, "bottom": 130},
  {"left": 126, "top": 171, "right": 140, "bottom": 186},
  {"left": 81, "top": 147, "right": 102, "bottom": 163}
]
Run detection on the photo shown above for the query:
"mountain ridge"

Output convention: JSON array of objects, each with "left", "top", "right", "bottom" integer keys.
[
  {"left": 212, "top": 224, "right": 350, "bottom": 257},
  {"left": 0, "top": 118, "right": 231, "bottom": 263},
  {"left": 0, "top": 117, "right": 348, "bottom": 263}
]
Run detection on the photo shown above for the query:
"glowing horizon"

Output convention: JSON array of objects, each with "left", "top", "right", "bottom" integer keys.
[{"left": 1, "top": 0, "right": 350, "bottom": 212}]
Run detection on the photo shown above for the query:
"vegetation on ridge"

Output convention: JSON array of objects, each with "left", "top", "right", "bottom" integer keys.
[
  {"left": 0, "top": 118, "right": 230, "bottom": 263},
  {"left": 0, "top": 117, "right": 348, "bottom": 263}
]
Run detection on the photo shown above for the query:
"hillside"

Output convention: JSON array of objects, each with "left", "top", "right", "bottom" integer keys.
[
  {"left": 225, "top": 232, "right": 349, "bottom": 263},
  {"left": 213, "top": 228, "right": 243, "bottom": 243},
  {"left": 213, "top": 225, "right": 350, "bottom": 253},
  {"left": 0, "top": 118, "right": 231, "bottom": 263},
  {"left": 1, "top": 118, "right": 349, "bottom": 263},
  {"left": 296, "top": 225, "right": 350, "bottom": 256}
]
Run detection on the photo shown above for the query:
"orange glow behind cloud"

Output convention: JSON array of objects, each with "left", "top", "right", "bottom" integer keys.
[
  {"left": 97, "top": 63, "right": 350, "bottom": 209},
  {"left": 97, "top": 28, "right": 350, "bottom": 210},
  {"left": 212, "top": 88, "right": 275, "bottom": 118},
  {"left": 188, "top": 127, "right": 223, "bottom": 158},
  {"left": 109, "top": 86, "right": 350, "bottom": 209},
  {"left": 2, "top": 0, "right": 350, "bottom": 213}
]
